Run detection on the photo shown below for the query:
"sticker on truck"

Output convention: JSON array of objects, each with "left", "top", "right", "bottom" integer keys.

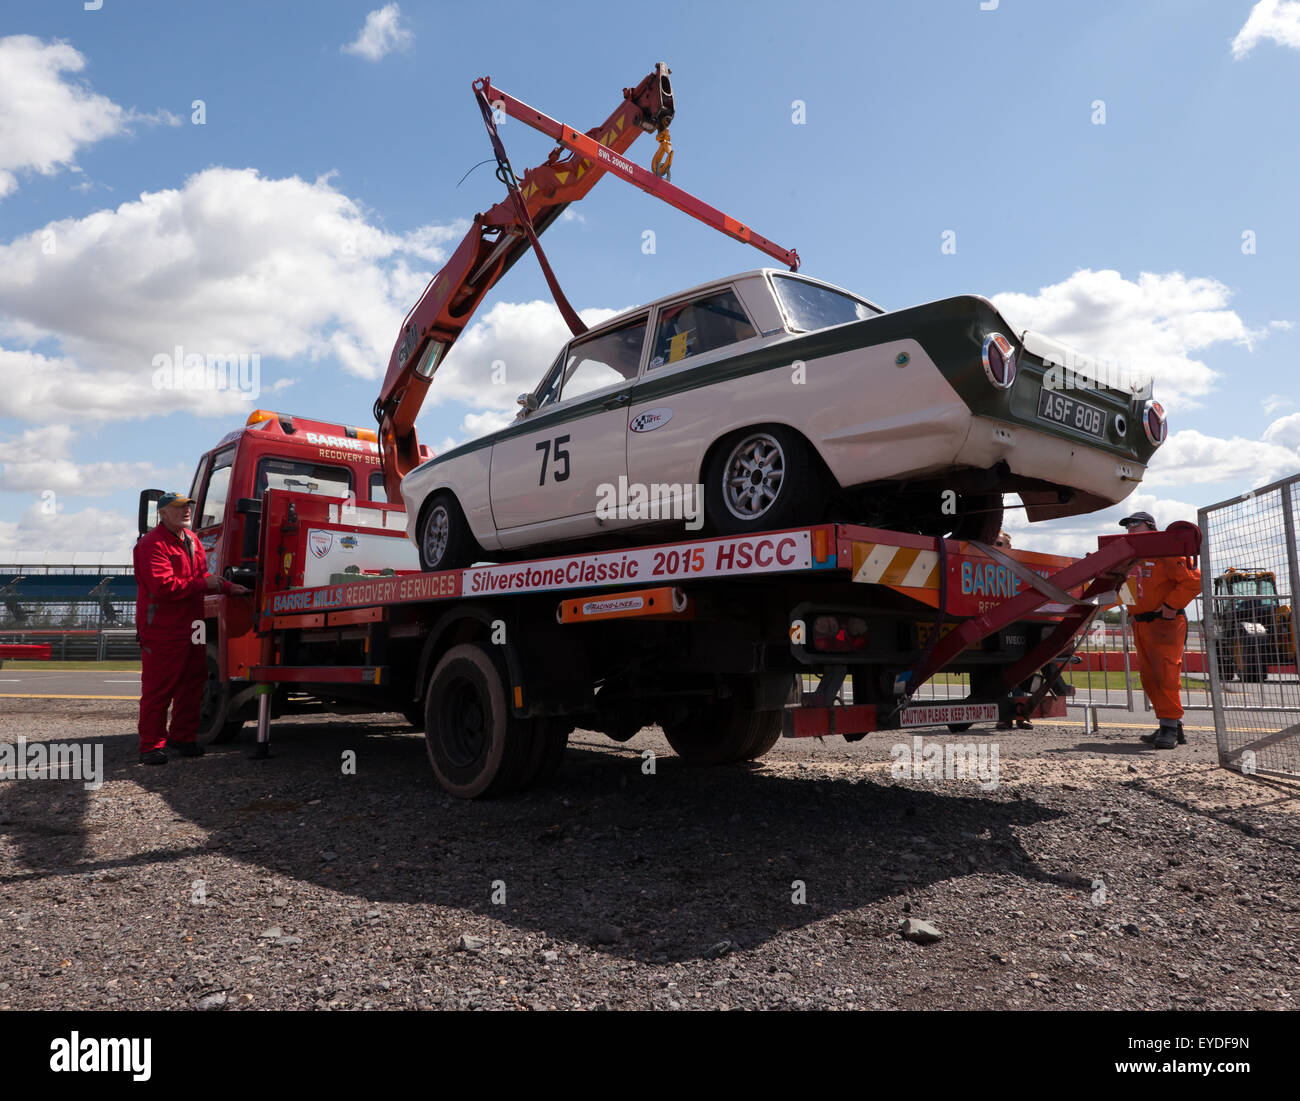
[{"left": 899, "top": 703, "right": 999, "bottom": 727}]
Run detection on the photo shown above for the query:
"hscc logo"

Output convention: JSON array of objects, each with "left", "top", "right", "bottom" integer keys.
[
  {"left": 309, "top": 531, "right": 333, "bottom": 558},
  {"left": 630, "top": 408, "right": 673, "bottom": 433}
]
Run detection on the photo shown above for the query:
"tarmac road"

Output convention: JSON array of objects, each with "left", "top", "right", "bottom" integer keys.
[{"left": 0, "top": 669, "right": 140, "bottom": 699}]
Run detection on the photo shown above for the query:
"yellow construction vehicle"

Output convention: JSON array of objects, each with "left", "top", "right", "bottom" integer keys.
[{"left": 1212, "top": 569, "right": 1295, "bottom": 682}]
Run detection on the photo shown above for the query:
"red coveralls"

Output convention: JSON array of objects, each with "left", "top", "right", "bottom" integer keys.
[
  {"left": 1124, "top": 552, "right": 1201, "bottom": 723},
  {"left": 134, "top": 525, "right": 230, "bottom": 753}
]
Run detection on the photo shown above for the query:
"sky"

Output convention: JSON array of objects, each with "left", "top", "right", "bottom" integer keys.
[{"left": 0, "top": 0, "right": 1297, "bottom": 564}]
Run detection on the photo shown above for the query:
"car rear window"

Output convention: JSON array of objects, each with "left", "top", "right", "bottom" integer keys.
[
  {"left": 772, "top": 275, "right": 880, "bottom": 332},
  {"left": 649, "top": 288, "right": 757, "bottom": 368}
]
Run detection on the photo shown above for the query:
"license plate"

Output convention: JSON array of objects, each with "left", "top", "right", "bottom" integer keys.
[{"left": 1036, "top": 389, "right": 1106, "bottom": 439}]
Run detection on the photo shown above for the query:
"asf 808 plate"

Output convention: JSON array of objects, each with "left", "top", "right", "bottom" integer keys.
[{"left": 1036, "top": 389, "right": 1106, "bottom": 439}]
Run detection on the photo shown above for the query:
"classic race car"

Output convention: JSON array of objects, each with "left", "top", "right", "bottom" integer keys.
[{"left": 401, "top": 269, "right": 1165, "bottom": 570}]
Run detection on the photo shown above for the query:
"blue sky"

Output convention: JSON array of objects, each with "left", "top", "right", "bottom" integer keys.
[{"left": 0, "top": 0, "right": 1298, "bottom": 561}]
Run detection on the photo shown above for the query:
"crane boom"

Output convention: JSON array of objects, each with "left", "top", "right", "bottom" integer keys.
[{"left": 375, "top": 65, "right": 800, "bottom": 502}]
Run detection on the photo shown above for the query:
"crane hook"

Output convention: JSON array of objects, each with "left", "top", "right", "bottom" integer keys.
[{"left": 652, "top": 124, "right": 673, "bottom": 181}]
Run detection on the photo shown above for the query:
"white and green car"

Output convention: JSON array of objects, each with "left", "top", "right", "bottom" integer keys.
[{"left": 402, "top": 269, "right": 1165, "bottom": 570}]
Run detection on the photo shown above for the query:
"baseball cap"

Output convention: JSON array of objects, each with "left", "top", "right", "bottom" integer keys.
[
  {"left": 157, "top": 492, "right": 194, "bottom": 509},
  {"left": 1118, "top": 510, "right": 1156, "bottom": 528}
]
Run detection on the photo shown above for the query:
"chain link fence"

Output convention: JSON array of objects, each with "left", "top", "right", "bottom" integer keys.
[{"left": 1199, "top": 475, "right": 1300, "bottom": 778}]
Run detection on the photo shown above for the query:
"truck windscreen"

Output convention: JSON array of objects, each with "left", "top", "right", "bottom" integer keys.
[{"left": 256, "top": 458, "right": 352, "bottom": 500}]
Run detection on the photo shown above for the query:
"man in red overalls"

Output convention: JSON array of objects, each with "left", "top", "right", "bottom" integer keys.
[
  {"left": 1118, "top": 511, "right": 1201, "bottom": 750},
  {"left": 134, "top": 492, "right": 249, "bottom": 765}
]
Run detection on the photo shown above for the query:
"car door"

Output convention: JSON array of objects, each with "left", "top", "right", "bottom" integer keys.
[{"left": 489, "top": 314, "right": 648, "bottom": 546}]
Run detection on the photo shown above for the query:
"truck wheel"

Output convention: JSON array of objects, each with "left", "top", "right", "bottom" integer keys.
[
  {"left": 705, "top": 426, "right": 825, "bottom": 536},
  {"left": 199, "top": 644, "right": 244, "bottom": 744},
  {"left": 418, "top": 492, "right": 476, "bottom": 572},
  {"left": 522, "top": 718, "right": 570, "bottom": 788},
  {"left": 663, "top": 690, "right": 781, "bottom": 766},
  {"left": 423, "top": 643, "right": 533, "bottom": 798}
]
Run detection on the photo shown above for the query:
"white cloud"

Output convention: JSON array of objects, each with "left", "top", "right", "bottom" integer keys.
[
  {"left": 1231, "top": 0, "right": 1300, "bottom": 58},
  {"left": 1263, "top": 393, "right": 1293, "bottom": 416},
  {"left": 1263, "top": 411, "right": 1300, "bottom": 451},
  {"left": 0, "top": 167, "right": 467, "bottom": 422},
  {"left": 0, "top": 500, "right": 138, "bottom": 563},
  {"left": 1142, "top": 428, "right": 1300, "bottom": 487},
  {"left": 0, "top": 424, "right": 171, "bottom": 496},
  {"left": 431, "top": 299, "right": 625, "bottom": 411},
  {"left": 1008, "top": 490, "right": 1202, "bottom": 559},
  {"left": 991, "top": 269, "right": 1258, "bottom": 407},
  {"left": 0, "top": 35, "right": 173, "bottom": 201},
  {"left": 341, "top": 4, "right": 413, "bottom": 61},
  {"left": 0, "top": 344, "right": 293, "bottom": 422}
]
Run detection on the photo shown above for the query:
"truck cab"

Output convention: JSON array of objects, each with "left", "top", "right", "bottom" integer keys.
[{"left": 137, "top": 409, "right": 431, "bottom": 740}]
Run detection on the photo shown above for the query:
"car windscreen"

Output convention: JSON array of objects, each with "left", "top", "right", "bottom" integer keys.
[{"left": 772, "top": 275, "right": 880, "bottom": 332}]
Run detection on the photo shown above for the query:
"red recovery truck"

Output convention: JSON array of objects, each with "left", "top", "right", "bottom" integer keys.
[{"left": 140, "top": 65, "right": 1203, "bottom": 796}]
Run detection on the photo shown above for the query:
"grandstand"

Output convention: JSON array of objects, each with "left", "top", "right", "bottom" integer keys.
[{"left": 0, "top": 564, "right": 139, "bottom": 660}]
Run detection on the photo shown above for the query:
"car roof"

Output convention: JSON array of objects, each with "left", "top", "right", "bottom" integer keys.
[{"left": 584, "top": 269, "right": 884, "bottom": 335}]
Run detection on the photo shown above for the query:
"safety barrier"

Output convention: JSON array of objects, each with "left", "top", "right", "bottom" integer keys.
[{"left": 1198, "top": 474, "right": 1300, "bottom": 778}]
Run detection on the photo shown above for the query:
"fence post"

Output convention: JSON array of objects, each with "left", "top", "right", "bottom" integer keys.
[
  {"left": 1120, "top": 606, "right": 1135, "bottom": 712},
  {"left": 1199, "top": 504, "right": 1227, "bottom": 762},
  {"left": 1281, "top": 484, "right": 1300, "bottom": 678}
]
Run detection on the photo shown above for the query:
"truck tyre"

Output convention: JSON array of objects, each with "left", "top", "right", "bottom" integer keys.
[
  {"left": 199, "top": 644, "right": 244, "bottom": 744},
  {"left": 663, "top": 687, "right": 782, "bottom": 766},
  {"left": 705, "top": 426, "right": 825, "bottom": 536},
  {"left": 423, "top": 643, "right": 533, "bottom": 798},
  {"left": 522, "top": 718, "right": 570, "bottom": 788},
  {"left": 418, "top": 492, "right": 477, "bottom": 572}
]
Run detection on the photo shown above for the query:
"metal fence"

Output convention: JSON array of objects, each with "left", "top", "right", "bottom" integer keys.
[{"left": 1198, "top": 475, "right": 1300, "bottom": 779}]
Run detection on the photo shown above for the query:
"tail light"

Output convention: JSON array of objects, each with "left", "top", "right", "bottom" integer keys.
[
  {"left": 981, "top": 333, "right": 1016, "bottom": 389},
  {"left": 1142, "top": 399, "right": 1167, "bottom": 446},
  {"left": 812, "top": 615, "right": 869, "bottom": 652}
]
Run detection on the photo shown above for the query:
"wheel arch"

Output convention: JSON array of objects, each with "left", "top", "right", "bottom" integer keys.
[
  {"left": 697, "top": 420, "right": 841, "bottom": 497},
  {"left": 413, "top": 604, "right": 525, "bottom": 713}
]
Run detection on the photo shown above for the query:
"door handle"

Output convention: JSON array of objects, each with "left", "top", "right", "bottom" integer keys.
[{"left": 603, "top": 393, "right": 631, "bottom": 409}]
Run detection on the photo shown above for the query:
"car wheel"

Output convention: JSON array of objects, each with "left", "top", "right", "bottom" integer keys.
[
  {"left": 705, "top": 426, "right": 824, "bottom": 535},
  {"left": 949, "top": 493, "right": 1004, "bottom": 544},
  {"left": 418, "top": 492, "right": 476, "bottom": 572}
]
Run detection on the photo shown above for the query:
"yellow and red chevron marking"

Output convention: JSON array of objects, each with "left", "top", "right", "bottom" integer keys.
[{"left": 851, "top": 541, "right": 942, "bottom": 589}]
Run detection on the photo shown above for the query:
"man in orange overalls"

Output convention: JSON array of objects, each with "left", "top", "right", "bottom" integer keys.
[{"left": 1118, "top": 511, "right": 1201, "bottom": 749}]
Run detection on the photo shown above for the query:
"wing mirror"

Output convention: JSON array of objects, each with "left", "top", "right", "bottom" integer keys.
[{"left": 517, "top": 393, "right": 539, "bottom": 413}]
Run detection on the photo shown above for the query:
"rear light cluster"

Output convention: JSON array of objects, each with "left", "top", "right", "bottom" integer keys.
[
  {"left": 981, "top": 333, "right": 1017, "bottom": 389},
  {"left": 1142, "top": 399, "right": 1167, "bottom": 446},
  {"left": 811, "top": 615, "right": 869, "bottom": 652}
]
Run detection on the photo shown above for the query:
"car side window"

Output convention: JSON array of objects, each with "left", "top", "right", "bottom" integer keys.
[
  {"left": 649, "top": 288, "right": 757, "bottom": 368},
  {"left": 558, "top": 316, "right": 648, "bottom": 401}
]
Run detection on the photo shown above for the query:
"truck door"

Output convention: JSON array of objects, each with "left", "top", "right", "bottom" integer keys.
[
  {"left": 193, "top": 446, "right": 235, "bottom": 572},
  {"left": 489, "top": 314, "right": 647, "bottom": 547}
]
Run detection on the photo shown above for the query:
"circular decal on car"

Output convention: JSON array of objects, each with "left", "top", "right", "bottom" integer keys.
[{"left": 630, "top": 408, "right": 673, "bottom": 433}]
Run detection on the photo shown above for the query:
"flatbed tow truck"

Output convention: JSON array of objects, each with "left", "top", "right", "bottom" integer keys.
[
  {"left": 222, "top": 485, "right": 1200, "bottom": 796},
  {"left": 144, "top": 64, "right": 1202, "bottom": 795}
]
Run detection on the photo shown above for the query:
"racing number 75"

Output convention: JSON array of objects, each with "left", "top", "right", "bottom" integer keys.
[{"left": 536, "top": 435, "right": 571, "bottom": 485}]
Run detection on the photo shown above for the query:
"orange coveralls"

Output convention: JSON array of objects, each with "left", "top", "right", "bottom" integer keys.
[{"left": 1123, "top": 553, "right": 1202, "bottom": 722}]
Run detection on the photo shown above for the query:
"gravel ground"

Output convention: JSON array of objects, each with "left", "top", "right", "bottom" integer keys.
[{"left": 1, "top": 698, "right": 1297, "bottom": 1011}]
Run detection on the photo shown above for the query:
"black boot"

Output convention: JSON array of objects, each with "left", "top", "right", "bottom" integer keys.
[
  {"left": 1141, "top": 721, "right": 1185, "bottom": 746},
  {"left": 1151, "top": 722, "right": 1181, "bottom": 749}
]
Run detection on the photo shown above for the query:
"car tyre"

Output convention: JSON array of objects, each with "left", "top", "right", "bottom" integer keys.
[
  {"left": 417, "top": 492, "right": 476, "bottom": 572},
  {"left": 705, "top": 426, "right": 825, "bottom": 536}
]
